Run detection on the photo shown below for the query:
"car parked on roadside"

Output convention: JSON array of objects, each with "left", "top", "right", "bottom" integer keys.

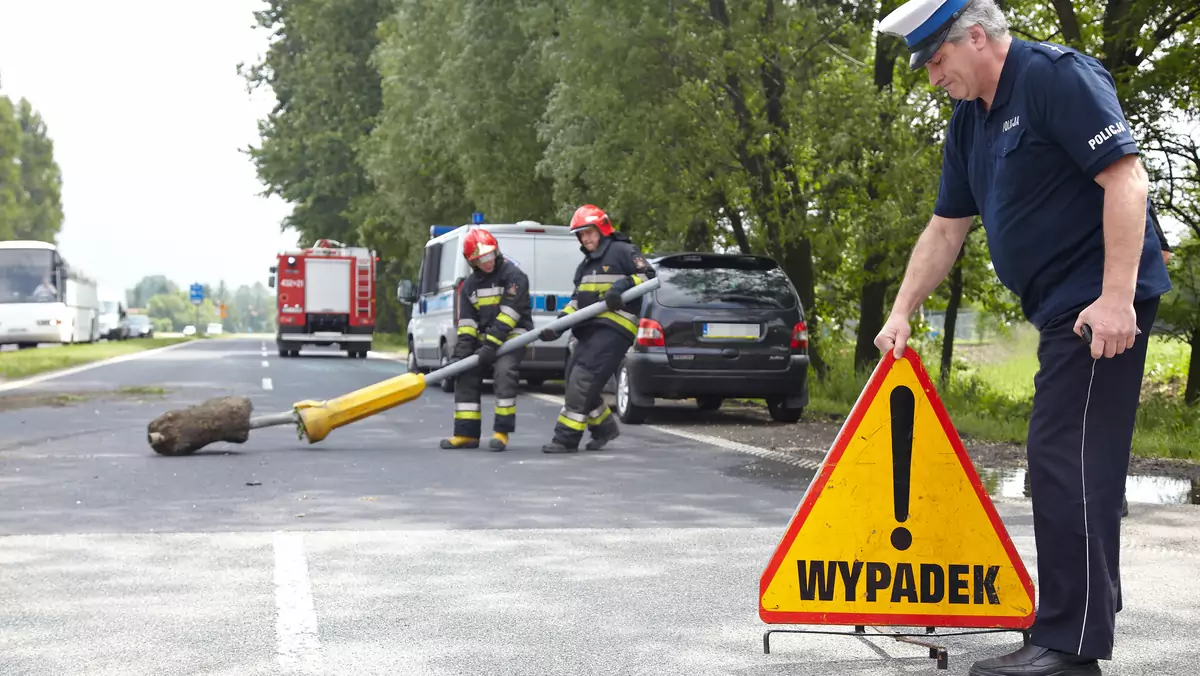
[
  {"left": 121, "top": 314, "right": 155, "bottom": 338},
  {"left": 603, "top": 252, "right": 810, "bottom": 424}
]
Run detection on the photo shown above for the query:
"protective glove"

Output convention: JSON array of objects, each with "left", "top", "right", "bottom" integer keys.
[
  {"left": 540, "top": 328, "right": 559, "bottom": 341},
  {"left": 604, "top": 288, "right": 623, "bottom": 312},
  {"left": 474, "top": 343, "right": 497, "bottom": 368}
]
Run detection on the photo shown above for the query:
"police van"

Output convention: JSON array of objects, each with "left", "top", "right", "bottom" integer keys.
[{"left": 398, "top": 221, "right": 581, "bottom": 391}]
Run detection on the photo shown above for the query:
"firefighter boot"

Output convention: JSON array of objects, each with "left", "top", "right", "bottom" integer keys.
[
  {"left": 542, "top": 441, "right": 579, "bottom": 454},
  {"left": 489, "top": 432, "right": 509, "bottom": 452},
  {"left": 584, "top": 405, "right": 620, "bottom": 451},
  {"left": 440, "top": 436, "right": 479, "bottom": 449}
]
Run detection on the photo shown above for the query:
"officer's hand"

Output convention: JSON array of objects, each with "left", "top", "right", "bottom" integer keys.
[
  {"left": 874, "top": 312, "right": 912, "bottom": 359},
  {"left": 475, "top": 344, "right": 497, "bottom": 367},
  {"left": 540, "top": 328, "right": 559, "bottom": 342},
  {"left": 1074, "top": 295, "right": 1138, "bottom": 359},
  {"left": 604, "top": 289, "right": 623, "bottom": 312}
]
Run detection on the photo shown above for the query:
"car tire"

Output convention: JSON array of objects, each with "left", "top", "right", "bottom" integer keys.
[
  {"left": 616, "top": 362, "right": 650, "bottom": 424},
  {"left": 695, "top": 396, "right": 723, "bottom": 412},
  {"left": 766, "top": 397, "right": 804, "bottom": 423},
  {"left": 278, "top": 345, "right": 289, "bottom": 358},
  {"left": 525, "top": 377, "right": 545, "bottom": 388},
  {"left": 407, "top": 344, "right": 420, "bottom": 374},
  {"left": 439, "top": 347, "right": 455, "bottom": 393}
]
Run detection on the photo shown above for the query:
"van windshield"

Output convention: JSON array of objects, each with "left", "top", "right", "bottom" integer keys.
[{"left": 655, "top": 258, "right": 796, "bottom": 310}]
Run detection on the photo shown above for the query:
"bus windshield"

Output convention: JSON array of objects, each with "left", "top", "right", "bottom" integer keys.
[{"left": 0, "top": 249, "right": 57, "bottom": 304}]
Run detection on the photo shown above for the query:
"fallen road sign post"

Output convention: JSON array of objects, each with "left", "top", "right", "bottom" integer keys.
[{"left": 758, "top": 349, "right": 1035, "bottom": 670}]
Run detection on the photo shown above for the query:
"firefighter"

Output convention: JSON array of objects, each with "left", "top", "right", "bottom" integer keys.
[
  {"left": 441, "top": 228, "right": 533, "bottom": 451},
  {"left": 540, "top": 204, "right": 656, "bottom": 454}
]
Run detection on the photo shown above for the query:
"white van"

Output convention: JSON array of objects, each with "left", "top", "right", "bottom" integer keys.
[
  {"left": 97, "top": 288, "right": 128, "bottom": 341},
  {"left": 398, "top": 221, "right": 582, "bottom": 391}
]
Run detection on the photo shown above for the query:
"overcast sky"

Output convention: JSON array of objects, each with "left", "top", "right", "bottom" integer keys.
[{"left": 0, "top": 0, "right": 298, "bottom": 298}]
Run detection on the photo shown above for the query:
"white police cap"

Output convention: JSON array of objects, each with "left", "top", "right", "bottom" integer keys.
[{"left": 878, "top": 0, "right": 971, "bottom": 71}]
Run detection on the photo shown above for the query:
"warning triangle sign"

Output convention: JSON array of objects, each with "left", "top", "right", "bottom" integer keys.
[{"left": 759, "top": 349, "right": 1035, "bottom": 629}]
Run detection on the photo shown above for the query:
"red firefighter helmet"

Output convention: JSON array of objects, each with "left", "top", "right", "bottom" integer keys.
[
  {"left": 463, "top": 228, "right": 499, "bottom": 266},
  {"left": 569, "top": 204, "right": 614, "bottom": 237}
]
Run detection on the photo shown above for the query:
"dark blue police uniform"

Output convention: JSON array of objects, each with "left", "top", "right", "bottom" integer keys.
[{"left": 933, "top": 39, "right": 1171, "bottom": 661}]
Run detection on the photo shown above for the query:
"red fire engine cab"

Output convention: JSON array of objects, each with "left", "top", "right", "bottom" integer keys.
[{"left": 269, "top": 238, "right": 377, "bottom": 358}]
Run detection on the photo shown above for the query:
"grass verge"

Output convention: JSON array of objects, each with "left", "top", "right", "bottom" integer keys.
[
  {"left": 806, "top": 331, "right": 1198, "bottom": 461},
  {"left": 371, "top": 332, "right": 408, "bottom": 355},
  {"left": 0, "top": 337, "right": 191, "bottom": 381}
]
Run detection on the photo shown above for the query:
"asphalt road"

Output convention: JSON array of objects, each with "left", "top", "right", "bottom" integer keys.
[{"left": 1, "top": 337, "right": 1198, "bottom": 675}]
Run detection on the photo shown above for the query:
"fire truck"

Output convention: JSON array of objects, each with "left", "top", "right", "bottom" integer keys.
[{"left": 269, "top": 238, "right": 377, "bottom": 358}]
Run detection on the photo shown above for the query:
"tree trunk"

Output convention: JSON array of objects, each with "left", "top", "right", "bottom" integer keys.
[
  {"left": 726, "top": 201, "right": 751, "bottom": 254},
  {"left": 1187, "top": 330, "right": 1200, "bottom": 406},
  {"left": 782, "top": 235, "right": 827, "bottom": 379},
  {"left": 854, "top": 251, "right": 888, "bottom": 372},
  {"left": 939, "top": 246, "right": 966, "bottom": 388},
  {"left": 850, "top": 0, "right": 900, "bottom": 375},
  {"left": 683, "top": 216, "right": 712, "bottom": 252}
]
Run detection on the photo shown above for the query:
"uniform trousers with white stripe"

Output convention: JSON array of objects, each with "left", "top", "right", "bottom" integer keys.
[
  {"left": 453, "top": 349, "right": 524, "bottom": 438},
  {"left": 552, "top": 326, "right": 628, "bottom": 447},
  {"left": 1027, "top": 297, "right": 1158, "bottom": 660}
]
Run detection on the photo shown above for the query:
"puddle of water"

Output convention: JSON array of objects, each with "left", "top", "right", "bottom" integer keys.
[{"left": 977, "top": 467, "right": 1200, "bottom": 505}]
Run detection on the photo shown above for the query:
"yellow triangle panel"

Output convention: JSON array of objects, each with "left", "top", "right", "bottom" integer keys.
[{"left": 759, "top": 349, "right": 1035, "bottom": 629}]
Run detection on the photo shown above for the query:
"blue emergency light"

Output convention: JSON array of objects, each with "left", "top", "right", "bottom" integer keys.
[
  {"left": 471, "top": 211, "right": 485, "bottom": 224},
  {"left": 429, "top": 225, "right": 458, "bottom": 238}
]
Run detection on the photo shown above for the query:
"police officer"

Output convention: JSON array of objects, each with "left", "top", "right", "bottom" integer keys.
[
  {"left": 540, "top": 204, "right": 656, "bottom": 454},
  {"left": 876, "top": 1, "right": 1171, "bottom": 674},
  {"left": 441, "top": 228, "right": 533, "bottom": 452}
]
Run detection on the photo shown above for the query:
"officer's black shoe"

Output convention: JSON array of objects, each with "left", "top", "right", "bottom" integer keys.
[
  {"left": 541, "top": 441, "right": 578, "bottom": 454},
  {"left": 968, "top": 644, "right": 1100, "bottom": 676},
  {"left": 585, "top": 427, "right": 620, "bottom": 451}
]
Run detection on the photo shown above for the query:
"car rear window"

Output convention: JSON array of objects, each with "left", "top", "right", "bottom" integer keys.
[{"left": 654, "top": 257, "right": 797, "bottom": 309}]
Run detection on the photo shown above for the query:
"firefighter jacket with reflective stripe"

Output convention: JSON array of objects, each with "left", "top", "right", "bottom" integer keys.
[
  {"left": 558, "top": 232, "right": 656, "bottom": 338},
  {"left": 454, "top": 256, "right": 533, "bottom": 358}
]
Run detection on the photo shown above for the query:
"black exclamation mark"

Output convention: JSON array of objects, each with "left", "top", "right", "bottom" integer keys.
[{"left": 890, "top": 385, "right": 915, "bottom": 551}]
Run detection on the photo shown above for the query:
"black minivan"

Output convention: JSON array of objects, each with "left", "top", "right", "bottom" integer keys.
[{"left": 611, "top": 252, "right": 810, "bottom": 424}]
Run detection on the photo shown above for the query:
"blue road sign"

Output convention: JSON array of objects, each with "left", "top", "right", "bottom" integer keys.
[{"left": 189, "top": 283, "right": 204, "bottom": 306}]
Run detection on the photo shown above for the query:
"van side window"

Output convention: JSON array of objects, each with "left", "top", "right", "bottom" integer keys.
[
  {"left": 437, "top": 238, "right": 459, "bottom": 290},
  {"left": 418, "top": 243, "right": 442, "bottom": 296}
]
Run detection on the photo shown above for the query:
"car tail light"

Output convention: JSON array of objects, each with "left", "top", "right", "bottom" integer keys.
[
  {"left": 790, "top": 321, "right": 808, "bottom": 351},
  {"left": 636, "top": 318, "right": 665, "bottom": 347}
]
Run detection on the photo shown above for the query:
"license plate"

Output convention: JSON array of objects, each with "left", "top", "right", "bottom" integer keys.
[{"left": 702, "top": 323, "right": 760, "bottom": 339}]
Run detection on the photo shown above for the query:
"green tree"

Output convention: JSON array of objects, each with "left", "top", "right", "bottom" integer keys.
[
  {"left": 14, "top": 98, "right": 64, "bottom": 242},
  {"left": 0, "top": 96, "right": 21, "bottom": 240},
  {"left": 240, "top": 0, "right": 389, "bottom": 247},
  {"left": 127, "top": 275, "right": 179, "bottom": 309}
]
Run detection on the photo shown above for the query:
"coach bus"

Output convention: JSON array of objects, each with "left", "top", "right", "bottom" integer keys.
[{"left": 0, "top": 240, "right": 100, "bottom": 348}]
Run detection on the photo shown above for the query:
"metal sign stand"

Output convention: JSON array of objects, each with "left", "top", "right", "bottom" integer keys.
[{"left": 762, "top": 625, "right": 1031, "bottom": 670}]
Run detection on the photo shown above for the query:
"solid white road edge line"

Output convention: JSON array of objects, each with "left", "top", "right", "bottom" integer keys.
[
  {"left": 274, "top": 532, "right": 325, "bottom": 674},
  {"left": 0, "top": 339, "right": 198, "bottom": 394},
  {"left": 525, "top": 391, "right": 825, "bottom": 470}
]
